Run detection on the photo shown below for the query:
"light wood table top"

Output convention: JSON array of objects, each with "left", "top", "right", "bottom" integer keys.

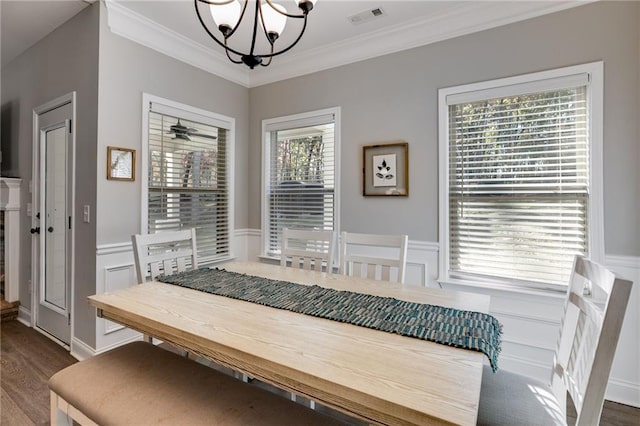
[{"left": 89, "top": 261, "right": 491, "bottom": 425}]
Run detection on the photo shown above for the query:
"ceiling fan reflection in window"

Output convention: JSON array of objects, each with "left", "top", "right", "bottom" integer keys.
[{"left": 166, "top": 119, "right": 217, "bottom": 141}]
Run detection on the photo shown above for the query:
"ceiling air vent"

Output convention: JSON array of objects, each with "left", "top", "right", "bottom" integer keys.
[{"left": 348, "top": 7, "right": 386, "bottom": 26}]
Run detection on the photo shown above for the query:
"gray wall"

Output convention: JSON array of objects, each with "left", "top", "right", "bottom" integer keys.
[
  {"left": 96, "top": 1, "right": 250, "bottom": 246},
  {"left": 249, "top": 1, "right": 640, "bottom": 256},
  {"left": 1, "top": 5, "right": 99, "bottom": 344}
]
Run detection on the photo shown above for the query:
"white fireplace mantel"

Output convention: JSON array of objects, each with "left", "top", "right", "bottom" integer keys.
[{"left": 1, "top": 177, "right": 21, "bottom": 302}]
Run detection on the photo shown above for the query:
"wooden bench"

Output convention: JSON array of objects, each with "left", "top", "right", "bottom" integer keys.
[{"left": 49, "top": 341, "right": 346, "bottom": 425}]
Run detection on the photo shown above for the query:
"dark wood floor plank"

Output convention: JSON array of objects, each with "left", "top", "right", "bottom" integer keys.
[
  {"left": 1, "top": 321, "right": 76, "bottom": 425},
  {"left": 2, "top": 387, "right": 35, "bottom": 426},
  {"left": 598, "top": 401, "right": 640, "bottom": 426}
]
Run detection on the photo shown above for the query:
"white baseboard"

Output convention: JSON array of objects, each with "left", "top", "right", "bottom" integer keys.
[
  {"left": 606, "top": 378, "right": 640, "bottom": 408},
  {"left": 70, "top": 337, "right": 96, "bottom": 361},
  {"left": 17, "top": 306, "right": 32, "bottom": 327}
]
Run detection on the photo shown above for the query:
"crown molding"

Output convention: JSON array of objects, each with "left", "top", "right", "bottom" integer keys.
[
  {"left": 104, "top": 0, "right": 250, "bottom": 87},
  {"left": 250, "top": 1, "right": 591, "bottom": 87},
  {"left": 105, "top": 0, "right": 590, "bottom": 89}
]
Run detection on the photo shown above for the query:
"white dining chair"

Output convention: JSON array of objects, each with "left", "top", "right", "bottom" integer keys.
[
  {"left": 131, "top": 228, "right": 198, "bottom": 348},
  {"left": 280, "top": 228, "right": 335, "bottom": 272},
  {"left": 339, "top": 231, "right": 408, "bottom": 284},
  {"left": 280, "top": 228, "right": 335, "bottom": 408},
  {"left": 478, "top": 256, "right": 633, "bottom": 426},
  {"left": 131, "top": 228, "right": 198, "bottom": 284}
]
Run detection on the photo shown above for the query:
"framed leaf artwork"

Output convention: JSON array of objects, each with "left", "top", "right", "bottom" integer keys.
[{"left": 362, "top": 142, "right": 408, "bottom": 196}]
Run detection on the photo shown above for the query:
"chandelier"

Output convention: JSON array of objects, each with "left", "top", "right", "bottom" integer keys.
[{"left": 194, "top": 0, "right": 317, "bottom": 69}]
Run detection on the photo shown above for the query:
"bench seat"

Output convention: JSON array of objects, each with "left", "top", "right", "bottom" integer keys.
[{"left": 49, "top": 341, "right": 346, "bottom": 425}]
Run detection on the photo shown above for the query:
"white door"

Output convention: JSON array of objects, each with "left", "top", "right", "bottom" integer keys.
[{"left": 34, "top": 101, "right": 73, "bottom": 345}]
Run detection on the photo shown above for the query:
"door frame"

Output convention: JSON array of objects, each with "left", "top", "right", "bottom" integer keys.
[{"left": 31, "top": 92, "right": 76, "bottom": 348}]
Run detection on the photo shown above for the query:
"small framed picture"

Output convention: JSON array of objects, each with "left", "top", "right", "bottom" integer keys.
[
  {"left": 363, "top": 142, "right": 408, "bottom": 196},
  {"left": 107, "top": 146, "right": 136, "bottom": 181}
]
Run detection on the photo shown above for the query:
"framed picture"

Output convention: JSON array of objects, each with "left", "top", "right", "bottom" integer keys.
[
  {"left": 363, "top": 142, "right": 408, "bottom": 196},
  {"left": 107, "top": 146, "right": 136, "bottom": 181}
]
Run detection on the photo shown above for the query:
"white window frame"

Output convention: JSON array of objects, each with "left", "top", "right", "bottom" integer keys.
[
  {"left": 438, "top": 62, "right": 604, "bottom": 291},
  {"left": 141, "top": 93, "right": 235, "bottom": 262},
  {"left": 261, "top": 107, "right": 341, "bottom": 259}
]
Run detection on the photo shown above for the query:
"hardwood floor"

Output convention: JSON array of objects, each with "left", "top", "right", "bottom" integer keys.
[
  {"left": 1, "top": 320, "right": 639, "bottom": 425},
  {"left": 1, "top": 320, "right": 76, "bottom": 425}
]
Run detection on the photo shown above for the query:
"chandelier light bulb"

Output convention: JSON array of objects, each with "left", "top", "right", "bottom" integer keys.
[
  {"left": 210, "top": 0, "right": 241, "bottom": 35},
  {"left": 262, "top": 3, "right": 287, "bottom": 40}
]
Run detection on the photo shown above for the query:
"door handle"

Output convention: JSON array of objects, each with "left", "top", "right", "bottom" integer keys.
[
  {"left": 30, "top": 227, "right": 40, "bottom": 234},
  {"left": 48, "top": 226, "right": 54, "bottom": 233}
]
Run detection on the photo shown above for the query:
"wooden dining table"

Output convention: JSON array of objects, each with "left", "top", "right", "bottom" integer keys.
[{"left": 88, "top": 261, "right": 491, "bottom": 425}]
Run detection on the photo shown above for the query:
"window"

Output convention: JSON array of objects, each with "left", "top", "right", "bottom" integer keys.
[
  {"left": 142, "top": 95, "right": 234, "bottom": 264},
  {"left": 262, "top": 107, "right": 340, "bottom": 257},
  {"left": 438, "top": 63, "right": 603, "bottom": 290}
]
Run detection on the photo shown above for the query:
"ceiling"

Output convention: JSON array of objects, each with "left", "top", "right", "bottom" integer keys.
[
  {"left": 1, "top": 0, "right": 94, "bottom": 67},
  {"left": 1, "top": 0, "right": 587, "bottom": 86}
]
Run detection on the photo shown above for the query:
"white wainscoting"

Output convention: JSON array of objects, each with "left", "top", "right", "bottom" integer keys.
[
  {"left": 91, "top": 241, "right": 142, "bottom": 358},
  {"left": 80, "top": 229, "right": 639, "bottom": 407}
]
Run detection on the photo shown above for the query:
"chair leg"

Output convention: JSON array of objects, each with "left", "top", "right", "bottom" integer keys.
[
  {"left": 50, "top": 391, "right": 73, "bottom": 426},
  {"left": 291, "top": 393, "right": 315, "bottom": 410}
]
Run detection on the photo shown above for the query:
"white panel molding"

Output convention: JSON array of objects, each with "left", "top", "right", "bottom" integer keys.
[
  {"left": 95, "top": 241, "right": 140, "bottom": 352},
  {"left": 491, "top": 309, "right": 561, "bottom": 327},
  {"left": 234, "top": 228, "right": 260, "bottom": 238},
  {"left": 501, "top": 336, "right": 555, "bottom": 353},
  {"left": 96, "top": 333, "right": 143, "bottom": 355},
  {"left": 104, "top": 0, "right": 249, "bottom": 87},
  {"left": 405, "top": 262, "right": 427, "bottom": 288},
  {"left": 104, "top": 320, "right": 125, "bottom": 335},
  {"left": 605, "top": 254, "right": 640, "bottom": 272},
  {"left": 96, "top": 241, "right": 132, "bottom": 256},
  {"left": 406, "top": 240, "right": 438, "bottom": 287},
  {"left": 237, "top": 228, "right": 262, "bottom": 262},
  {"left": 102, "top": 263, "right": 137, "bottom": 335},
  {"left": 105, "top": 0, "right": 588, "bottom": 88},
  {"left": 408, "top": 240, "right": 439, "bottom": 253}
]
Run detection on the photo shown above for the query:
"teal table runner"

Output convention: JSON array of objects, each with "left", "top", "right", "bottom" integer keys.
[{"left": 157, "top": 268, "right": 502, "bottom": 371}]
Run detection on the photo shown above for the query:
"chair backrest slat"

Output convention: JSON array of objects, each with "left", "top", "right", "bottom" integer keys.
[
  {"left": 280, "top": 228, "right": 335, "bottom": 273},
  {"left": 132, "top": 229, "right": 198, "bottom": 283},
  {"left": 339, "top": 232, "right": 408, "bottom": 284},
  {"left": 550, "top": 256, "right": 633, "bottom": 425}
]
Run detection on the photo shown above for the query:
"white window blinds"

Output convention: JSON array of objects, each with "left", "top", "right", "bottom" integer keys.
[
  {"left": 446, "top": 77, "right": 589, "bottom": 287},
  {"left": 263, "top": 111, "right": 337, "bottom": 256},
  {"left": 147, "top": 104, "right": 231, "bottom": 263}
]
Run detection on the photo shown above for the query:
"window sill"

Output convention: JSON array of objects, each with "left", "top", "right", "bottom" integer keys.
[
  {"left": 437, "top": 277, "right": 567, "bottom": 301},
  {"left": 258, "top": 254, "right": 281, "bottom": 263}
]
